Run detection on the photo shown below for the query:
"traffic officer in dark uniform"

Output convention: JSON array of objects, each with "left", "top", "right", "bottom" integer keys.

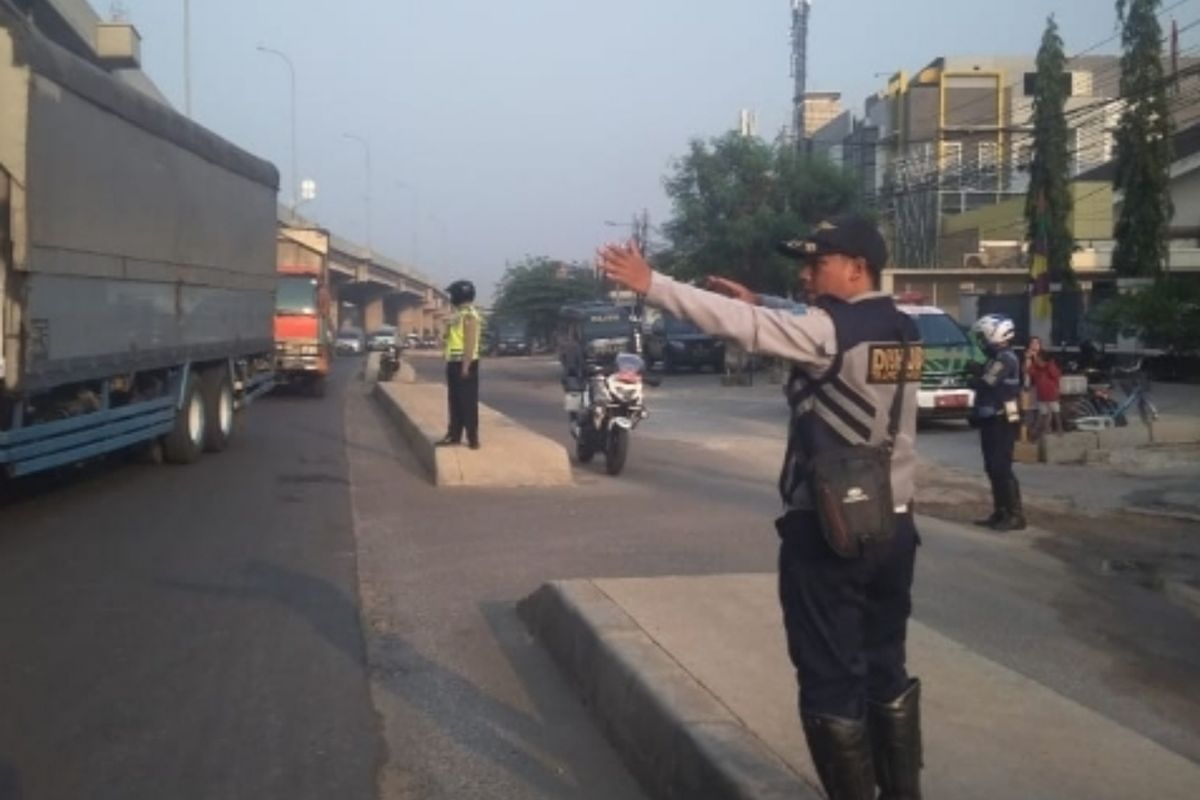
[
  {"left": 967, "top": 314, "right": 1025, "bottom": 531},
  {"left": 436, "top": 280, "right": 483, "bottom": 450},
  {"left": 599, "top": 214, "right": 924, "bottom": 800}
]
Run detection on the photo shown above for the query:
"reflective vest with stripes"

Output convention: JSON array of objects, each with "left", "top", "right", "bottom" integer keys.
[
  {"left": 779, "top": 295, "right": 922, "bottom": 511},
  {"left": 444, "top": 305, "right": 482, "bottom": 362}
]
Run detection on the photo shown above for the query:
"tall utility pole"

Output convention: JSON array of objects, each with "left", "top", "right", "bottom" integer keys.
[
  {"left": 633, "top": 209, "right": 651, "bottom": 253},
  {"left": 257, "top": 46, "right": 299, "bottom": 212},
  {"left": 790, "top": 0, "right": 812, "bottom": 150},
  {"left": 183, "top": 0, "right": 192, "bottom": 116}
]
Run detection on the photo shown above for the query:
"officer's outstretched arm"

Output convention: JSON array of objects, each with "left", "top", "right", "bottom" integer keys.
[{"left": 645, "top": 272, "right": 835, "bottom": 371}]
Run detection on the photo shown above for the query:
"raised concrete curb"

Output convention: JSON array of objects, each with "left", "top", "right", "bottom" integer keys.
[
  {"left": 1038, "top": 414, "right": 1200, "bottom": 464},
  {"left": 1039, "top": 430, "right": 1099, "bottom": 463},
  {"left": 1152, "top": 414, "right": 1200, "bottom": 445},
  {"left": 518, "top": 580, "right": 817, "bottom": 800},
  {"left": 372, "top": 381, "right": 572, "bottom": 488},
  {"left": 524, "top": 574, "right": 1200, "bottom": 799}
]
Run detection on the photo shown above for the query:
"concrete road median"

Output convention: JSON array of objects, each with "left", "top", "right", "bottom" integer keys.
[
  {"left": 372, "top": 379, "right": 572, "bottom": 488},
  {"left": 518, "top": 579, "right": 816, "bottom": 800},
  {"left": 522, "top": 574, "right": 1200, "bottom": 800}
]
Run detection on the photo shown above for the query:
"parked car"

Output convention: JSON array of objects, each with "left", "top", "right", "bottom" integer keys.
[
  {"left": 646, "top": 314, "right": 725, "bottom": 373},
  {"left": 897, "top": 303, "right": 984, "bottom": 420},
  {"left": 367, "top": 326, "right": 398, "bottom": 352},
  {"left": 335, "top": 328, "right": 365, "bottom": 355}
]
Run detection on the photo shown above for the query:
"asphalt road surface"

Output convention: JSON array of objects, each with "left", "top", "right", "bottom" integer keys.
[
  {"left": 412, "top": 354, "right": 1200, "bottom": 763},
  {"left": 2, "top": 354, "right": 1197, "bottom": 800},
  {"left": 0, "top": 364, "right": 380, "bottom": 800}
]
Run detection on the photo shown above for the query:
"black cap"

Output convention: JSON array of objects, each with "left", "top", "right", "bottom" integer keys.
[{"left": 777, "top": 214, "right": 888, "bottom": 276}]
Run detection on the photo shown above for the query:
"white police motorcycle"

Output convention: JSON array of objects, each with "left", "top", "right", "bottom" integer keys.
[{"left": 566, "top": 351, "right": 649, "bottom": 476}]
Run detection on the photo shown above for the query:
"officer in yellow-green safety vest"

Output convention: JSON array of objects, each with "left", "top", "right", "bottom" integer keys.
[{"left": 437, "top": 280, "right": 483, "bottom": 449}]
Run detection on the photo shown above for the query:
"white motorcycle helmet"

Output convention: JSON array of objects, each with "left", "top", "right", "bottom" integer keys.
[{"left": 971, "top": 314, "right": 1015, "bottom": 348}]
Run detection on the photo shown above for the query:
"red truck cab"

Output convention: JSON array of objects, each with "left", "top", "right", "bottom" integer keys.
[{"left": 275, "top": 226, "right": 332, "bottom": 396}]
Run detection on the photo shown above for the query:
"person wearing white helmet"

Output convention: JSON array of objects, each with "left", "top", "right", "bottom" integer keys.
[{"left": 967, "top": 314, "right": 1025, "bottom": 531}]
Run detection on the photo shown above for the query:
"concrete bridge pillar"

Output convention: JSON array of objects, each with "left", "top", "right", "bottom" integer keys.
[{"left": 363, "top": 297, "right": 385, "bottom": 332}]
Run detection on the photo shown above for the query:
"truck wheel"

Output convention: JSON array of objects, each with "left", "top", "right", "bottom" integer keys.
[
  {"left": 201, "top": 367, "right": 235, "bottom": 452},
  {"left": 164, "top": 379, "right": 206, "bottom": 464}
]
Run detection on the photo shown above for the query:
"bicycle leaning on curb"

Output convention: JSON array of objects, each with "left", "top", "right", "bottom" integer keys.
[{"left": 1064, "top": 358, "right": 1159, "bottom": 432}]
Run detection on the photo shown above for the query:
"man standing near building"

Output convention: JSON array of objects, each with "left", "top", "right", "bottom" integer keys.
[
  {"left": 598, "top": 215, "right": 924, "bottom": 800},
  {"left": 436, "top": 280, "right": 482, "bottom": 450}
]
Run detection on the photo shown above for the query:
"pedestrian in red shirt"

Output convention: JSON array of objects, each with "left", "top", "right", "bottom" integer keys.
[{"left": 1025, "top": 337, "right": 1063, "bottom": 437}]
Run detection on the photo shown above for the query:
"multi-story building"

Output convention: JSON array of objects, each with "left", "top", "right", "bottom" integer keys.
[
  {"left": 800, "top": 49, "right": 1200, "bottom": 271},
  {"left": 801, "top": 91, "right": 843, "bottom": 139},
  {"left": 871, "top": 55, "right": 1127, "bottom": 268}
]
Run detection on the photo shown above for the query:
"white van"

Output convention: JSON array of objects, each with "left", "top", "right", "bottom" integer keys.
[{"left": 897, "top": 303, "right": 983, "bottom": 420}]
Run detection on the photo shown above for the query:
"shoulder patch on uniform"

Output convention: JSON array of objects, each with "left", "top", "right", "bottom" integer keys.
[{"left": 867, "top": 343, "right": 925, "bottom": 384}]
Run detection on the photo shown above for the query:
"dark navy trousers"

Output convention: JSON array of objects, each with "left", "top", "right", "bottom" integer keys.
[
  {"left": 979, "top": 416, "right": 1017, "bottom": 504},
  {"left": 776, "top": 510, "right": 918, "bottom": 720},
  {"left": 445, "top": 360, "right": 480, "bottom": 444}
]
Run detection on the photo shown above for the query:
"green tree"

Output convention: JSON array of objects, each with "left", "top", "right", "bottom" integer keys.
[
  {"left": 1113, "top": 0, "right": 1174, "bottom": 277},
  {"left": 491, "top": 256, "right": 600, "bottom": 343},
  {"left": 1095, "top": 277, "right": 1200, "bottom": 354},
  {"left": 658, "top": 133, "right": 859, "bottom": 296},
  {"left": 1025, "top": 15, "right": 1075, "bottom": 285}
]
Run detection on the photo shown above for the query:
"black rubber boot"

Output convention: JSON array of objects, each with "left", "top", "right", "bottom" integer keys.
[
  {"left": 869, "top": 679, "right": 923, "bottom": 800},
  {"left": 801, "top": 713, "right": 876, "bottom": 800},
  {"left": 974, "top": 478, "right": 1004, "bottom": 527},
  {"left": 992, "top": 478, "right": 1027, "bottom": 531}
]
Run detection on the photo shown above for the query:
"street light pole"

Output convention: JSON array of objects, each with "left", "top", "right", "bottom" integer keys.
[
  {"left": 344, "top": 133, "right": 373, "bottom": 255},
  {"left": 257, "top": 45, "right": 299, "bottom": 212},
  {"left": 604, "top": 209, "right": 652, "bottom": 252}
]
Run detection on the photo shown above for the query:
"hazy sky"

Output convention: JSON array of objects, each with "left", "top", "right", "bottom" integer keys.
[{"left": 110, "top": 1, "right": 1175, "bottom": 296}]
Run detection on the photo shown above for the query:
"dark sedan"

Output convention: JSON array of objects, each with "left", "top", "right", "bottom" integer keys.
[{"left": 646, "top": 314, "right": 725, "bottom": 373}]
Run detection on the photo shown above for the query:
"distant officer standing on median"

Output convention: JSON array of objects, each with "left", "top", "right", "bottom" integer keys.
[
  {"left": 437, "top": 280, "right": 483, "bottom": 450},
  {"left": 966, "top": 314, "right": 1025, "bottom": 531},
  {"left": 598, "top": 215, "right": 925, "bottom": 800}
]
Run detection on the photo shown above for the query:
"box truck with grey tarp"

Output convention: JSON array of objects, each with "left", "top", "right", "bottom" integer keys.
[{"left": 0, "top": 3, "right": 278, "bottom": 478}]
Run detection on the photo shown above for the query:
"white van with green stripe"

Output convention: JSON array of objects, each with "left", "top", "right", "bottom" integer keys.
[{"left": 897, "top": 303, "right": 984, "bottom": 420}]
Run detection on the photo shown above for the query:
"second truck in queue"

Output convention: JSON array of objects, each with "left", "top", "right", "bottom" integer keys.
[{"left": 274, "top": 226, "right": 332, "bottom": 397}]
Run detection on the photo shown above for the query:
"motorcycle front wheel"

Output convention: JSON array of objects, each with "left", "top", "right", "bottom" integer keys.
[
  {"left": 574, "top": 420, "right": 596, "bottom": 464},
  {"left": 605, "top": 427, "right": 630, "bottom": 476}
]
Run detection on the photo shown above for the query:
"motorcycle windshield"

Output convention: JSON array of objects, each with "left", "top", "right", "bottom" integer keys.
[{"left": 615, "top": 353, "right": 645, "bottom": 374}]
